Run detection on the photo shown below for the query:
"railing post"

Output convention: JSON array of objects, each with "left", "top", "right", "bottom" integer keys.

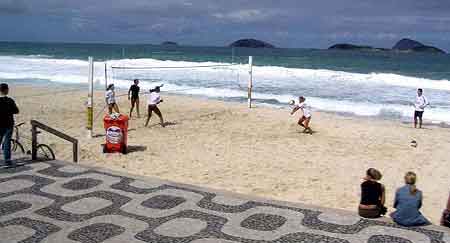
[
  {"left": 73, "top": 141, "right": 78, "bottom": 163},
  {"left": 31, "top": 123, "right": 37, "bottom": 161}
]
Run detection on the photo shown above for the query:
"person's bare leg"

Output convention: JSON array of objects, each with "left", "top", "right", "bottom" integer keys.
[
  {"left": 419, "top": 117, "right": 423, "bottom": 128},
  {"left": 113, "top": 104, "right": 120, "bottom": 113},
  {"left": 129, "top": 100, "right": 135, "bottom": 118},
  {"left": 145, "top": 106, "right": 152, "bottom": 127},
  {"left": 136, "top": 98, "right": 140, "bottom": 118},
  {"left": 414, "top": 113, "right": 418, "bottom": 128},
  {"left": 304, "top": 117, "right": 312, "bottom": 134},
  {"left": 108, "top": 105, "right": 113, "bottom": 114},
  {"left": 154, "top": 106, "right": 165, "bottom": 127},
  {"left": 297, "top": 117, "right": 306, "bottom": 128}
]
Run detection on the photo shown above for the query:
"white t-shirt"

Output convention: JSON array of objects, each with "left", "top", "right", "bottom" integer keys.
[
  {"left": 414, "top": 95, "right": 429, "bottom": 111},
  {"left": 147, "top": 92, "right": 161, "bottom": 105},
  {"left": 297, "top": 102, "right": 311, "bottom": 118},
  {"left": 105, "top": 90, "right": 115, "bottom": 104}
]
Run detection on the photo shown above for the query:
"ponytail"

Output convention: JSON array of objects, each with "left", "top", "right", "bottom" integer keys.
[{"left": 404, "top": 172, "right": 417, "bottom": 195}]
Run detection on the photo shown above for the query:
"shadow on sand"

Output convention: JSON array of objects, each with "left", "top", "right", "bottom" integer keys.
[{"left": 126, "top": 145, "right": 147, "bottom": 153}]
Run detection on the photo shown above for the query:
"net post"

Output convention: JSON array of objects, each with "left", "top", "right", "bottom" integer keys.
[
  {"left": 248, "top": 56, "right": 253, "bottom": 108},
  {"left": 104, "top": 62, "right": 108, "bottom": 90},
  {"left": 87, "top": 57, "right": 94, "bottom": 138}
]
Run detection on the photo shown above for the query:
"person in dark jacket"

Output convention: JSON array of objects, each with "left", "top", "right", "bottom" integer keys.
[
  {"left": 0, "top": 83, "right": 19, "bottom": 166},
  {"left": 442, "top": 191, "right": 450, "bottom": 227},
  {"left": 358, "top": 168, "right": 387, "bottom": 218}
]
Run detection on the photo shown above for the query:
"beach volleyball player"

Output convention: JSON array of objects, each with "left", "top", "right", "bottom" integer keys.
[
  {"left": 290, "top": 96, "right": 313, "bottom": 134},
  {"left": 145, "top": 85, "right": 165, "bottom": 127},
  {"left": 128, "top": 79, "right": 140, "bottom": 118}
]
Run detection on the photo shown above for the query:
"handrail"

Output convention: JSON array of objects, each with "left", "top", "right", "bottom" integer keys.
[{"left": 30, "top": 120, "right": 79, "bottom": 163}]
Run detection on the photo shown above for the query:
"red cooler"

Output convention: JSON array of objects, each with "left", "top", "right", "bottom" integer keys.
[{"left": 103, "top": 114, "right": 129, "bottom": 154}]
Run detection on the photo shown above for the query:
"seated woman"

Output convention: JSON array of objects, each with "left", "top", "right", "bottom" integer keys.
[
  {"left": 359, "top": 168, "right": 387, "bottom": 218},
  {"left": 390, "top": 172, "right": 430, "bottom": 226},
  {"left": 441, "top": 191, "right": 450, "bottom": 227}
]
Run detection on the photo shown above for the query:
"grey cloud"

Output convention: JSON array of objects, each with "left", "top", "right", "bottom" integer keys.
[
  {"left": 0, "top": 0, "right": 27, "bottom": 14},
  {"left": 0, "top": 0, "right": 450, "bottom": 49}
]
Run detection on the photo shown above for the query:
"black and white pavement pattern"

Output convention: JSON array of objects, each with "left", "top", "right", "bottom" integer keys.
[{"left": 0, "top": 160, "right": 449, "bottom": 243}]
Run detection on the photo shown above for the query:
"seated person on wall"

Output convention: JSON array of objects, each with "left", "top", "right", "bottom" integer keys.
[
  {"left": 442, "top": 191, "right": 450, "bottom": 227},
  {"left": 390, "top": 172, "right": 430, "bottom": 226},
  {"left": 359, "top": 168, "right": 387, "bottom": 218}
]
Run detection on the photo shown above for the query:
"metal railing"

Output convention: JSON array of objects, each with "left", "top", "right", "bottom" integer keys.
[{"left": 31, "top": 120, "right": 79, "bottom": 163}]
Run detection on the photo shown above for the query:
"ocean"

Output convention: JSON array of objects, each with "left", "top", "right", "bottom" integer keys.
[{"left": 1, "top": 41, "right": 450, "bottom": 123}]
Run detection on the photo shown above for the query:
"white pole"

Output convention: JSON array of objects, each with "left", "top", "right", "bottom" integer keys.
[
  {"left": 248, "top": 56, "right": 253, "bottom": 108},
  {"left": 104, "top": 62, "right": 108, "bottom": 90},
  {"left": 87, "top": 57, "right": 94, "bottom": 138}
]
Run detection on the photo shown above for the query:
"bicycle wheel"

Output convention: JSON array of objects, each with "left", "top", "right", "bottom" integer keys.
[
  {"left": 10, "top": 139, "right": 26, "bottom": 154},
  {"left": 36, "top": 144, "right": 55, "bottom": 161}
]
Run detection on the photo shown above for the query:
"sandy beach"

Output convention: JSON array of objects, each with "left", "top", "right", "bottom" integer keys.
[{"left": 9, "top": 83, "right": 450, "bottom": 224}]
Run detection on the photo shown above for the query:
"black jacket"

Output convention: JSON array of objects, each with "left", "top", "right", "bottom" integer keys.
[{"left": 0, "top": 96, "right": 19, "bottom": 128}]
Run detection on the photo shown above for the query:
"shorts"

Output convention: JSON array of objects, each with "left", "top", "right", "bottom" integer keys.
[
  {"left": 414, "top": 110, "right": 424, "bottom": 118},
  {"left": 131, "top": 96, "right": 139, "bottom": 102}
]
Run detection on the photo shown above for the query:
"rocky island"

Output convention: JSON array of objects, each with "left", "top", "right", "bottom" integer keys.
[
  {"left": 328, "top": 38, "right": 446, "bottom": 54},
  {"left": 328, "top": 44, "right": 388, "bottom": 51},
  {"left": 229, "top": 39, "right": 275, "bottom": 48},
  {"left": 392, "top": 38, "right": 445, "bottom": 54},
  {"left": 161, "top": 41, "right": 178, "bottom": 46}
]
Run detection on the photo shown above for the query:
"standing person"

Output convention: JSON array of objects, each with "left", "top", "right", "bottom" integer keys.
[
  {"left": 390, "top": 172, "right": 430, "bottom": 226},
  {"left": 441, "top": 191, "right": 450, "bottom": 227},
  {"left": 105, "top": 84, "right": 119, "bottom": 114},
  {"left": 413, "top": 88, "right": 429, "bottom": 128},
  {"left": 145, "top": 85, "right": 165, "bottom": 127},
  {"left": 290, "top": 96, "right": 312, "bottom": 134},
  {"left": 0, "top": 83, "right": 19, "bottom": 167},
  {"left": 358, "top": 168, "right": 387, "bottom": 218},
  {"left": 128, "top": 79, "right": 140, "bottom": 118}
]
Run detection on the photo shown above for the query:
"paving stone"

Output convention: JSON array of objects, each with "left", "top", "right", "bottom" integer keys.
[
  {"left": 141, "top": 195, "right": 187, "bottom": 210},
  {"left": 318, "top": 211, "right": 361, "bottom": 225},
  {"left": 0, "top": 225, "right": 35, "bottom": 243},
  {"left": 240, "top": 213, "right": 287, "bottom": 231},
  {"left": 154, "top": 218, "right": 208, "bottom": 238},
  {"left": 1, "top": 161, "right": 448, "bottom": 243},
  {"left": 368, "top": 235, "right": 412, "bottom": 243},
  {"left": 58, "top": 165, "right": 89, "bottom": 174},
  {"left": 62, "top": 178, "right": 103, "bottom": 191},
  {"left": 211, "top": 195, "right": 249, "bottom": 206},
  {"left": 61, "top": 197, "right": 114, "bottom": 215},
  {"left": 0, "top": 179, "right": 34, "bottom": 193},
  {"left": 0, "top": 200, "right": 32, "bottom": 217},
  {"left": 67, "top": 223, "right": 125, "bottom": 243}
]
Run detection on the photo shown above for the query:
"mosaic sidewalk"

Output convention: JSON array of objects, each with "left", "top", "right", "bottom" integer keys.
[{"left": 0, "top": 160, "right": 449, "bottom": 243}]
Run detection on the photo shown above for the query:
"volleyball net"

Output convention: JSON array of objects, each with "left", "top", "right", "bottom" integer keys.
[{"left": 107, "top": 61, "right": 251, "bottom": 95}]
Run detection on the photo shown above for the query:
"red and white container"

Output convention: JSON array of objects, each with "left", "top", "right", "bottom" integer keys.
[{"left": 103, "top": 114, "right": 129, "bottom": 154}]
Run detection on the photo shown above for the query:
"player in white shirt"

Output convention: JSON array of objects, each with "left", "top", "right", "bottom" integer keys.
[
  {"left": 145, "top": 85, "right": 165, "bottom": 127},
  {"left": 290, "top": 96, "right": 312, "bottom": 134},
  {"left": 413, "top": 88, "right": 429, "bottom": 128},
  {"left": 105, "top": 84, "right": 119, "bottom": 114}
]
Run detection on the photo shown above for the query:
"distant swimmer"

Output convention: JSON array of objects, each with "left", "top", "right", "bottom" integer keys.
[
  {"left": 105, "top": 84, "right": 119, "bottom": 114},
  {"left": 290, "top": 96, "right": 312, "bottom": 134},
  {"left": 128, "top": 79, "right": 140, "bottom": 118},
  {"left": 145, "top": 85, "right": 165, "bottom": 127},
  {"left": 413, "top": 88, "right": 429, "bottom": 129}
]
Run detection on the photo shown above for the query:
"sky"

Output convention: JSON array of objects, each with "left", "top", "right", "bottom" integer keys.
[{"left": 1, "top": 0, "right": 450, "bottom": 50}]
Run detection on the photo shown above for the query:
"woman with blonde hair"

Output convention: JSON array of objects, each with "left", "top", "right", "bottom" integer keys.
[
  {"left": 358, "top": 168, "right": 387, "bottom": 218},
  {"left": 390, "top": 172, "right": 430, "bottom": 226}
]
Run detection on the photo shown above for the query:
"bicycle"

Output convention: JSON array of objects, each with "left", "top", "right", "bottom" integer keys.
[{"left": 10, "top": 122, "right": 55, "bottom": 161}]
